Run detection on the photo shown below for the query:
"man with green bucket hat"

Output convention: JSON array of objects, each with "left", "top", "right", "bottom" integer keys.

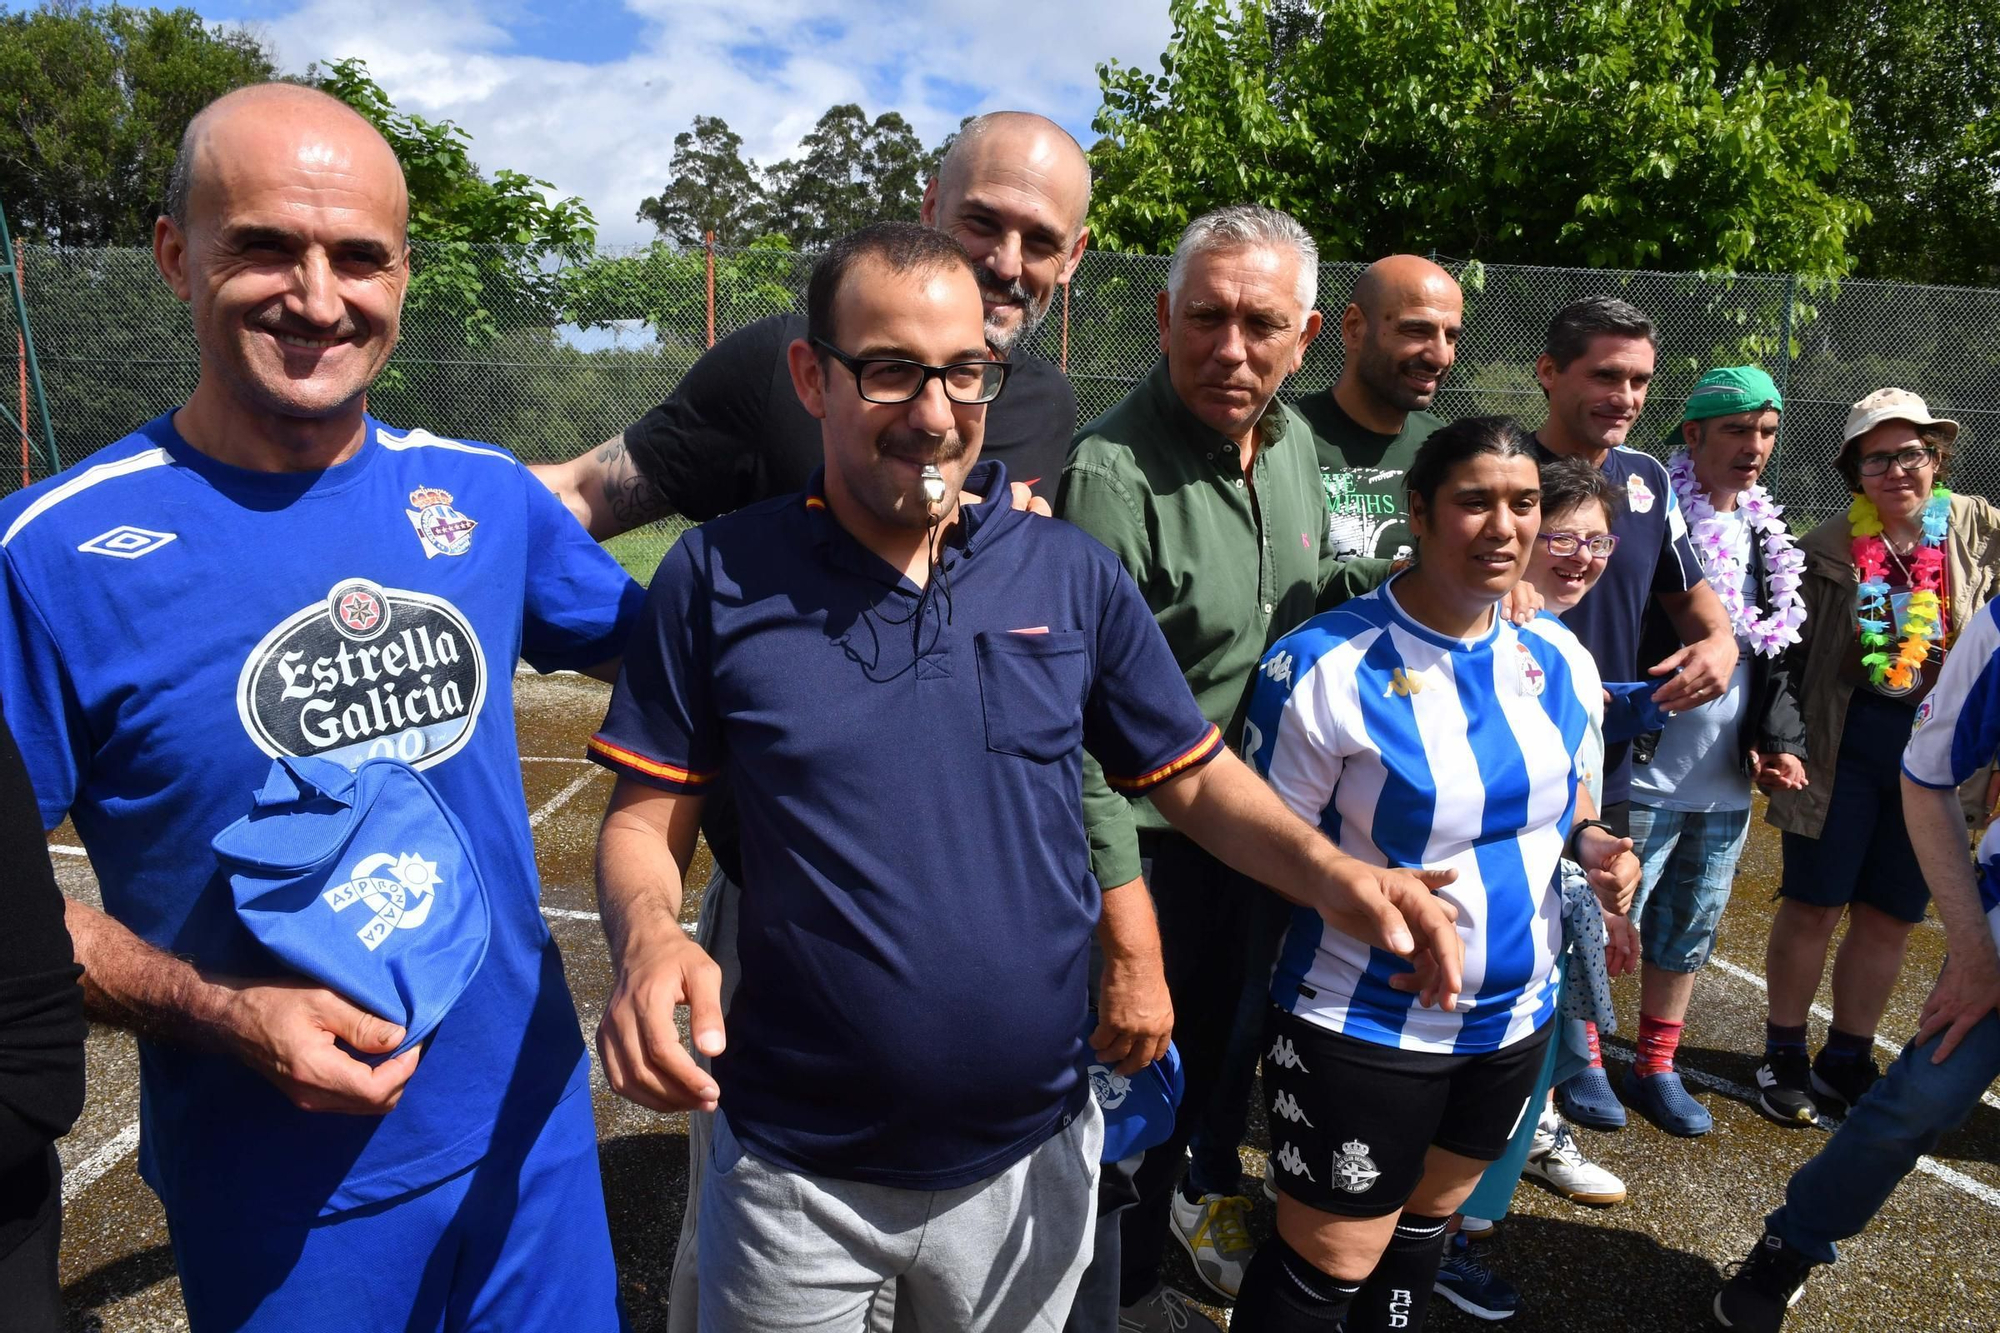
[{"left": 1625, "top": 365, "right": 1809, "bottom": 1135}]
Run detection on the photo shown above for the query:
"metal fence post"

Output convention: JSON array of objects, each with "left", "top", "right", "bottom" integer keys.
[
  {"left": 15, "top": 246, "right": 24, "bottom": 490},
  {"left": 1060, "top": 279, "right": 1070, "bottom": 372},
  {"left": 0, "top": 208, "right": 57, "bottom": 479},
  {"left": 704, "top": 230, "right": 716, "bottom": 348}
]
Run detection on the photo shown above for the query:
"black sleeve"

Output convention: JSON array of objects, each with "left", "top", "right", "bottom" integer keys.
[
  {"left": 621, "top": 315, "right": 808, "bottom": 522},
  {"left": 0, "top": 712, "right": 86, "bottom": 1180}
]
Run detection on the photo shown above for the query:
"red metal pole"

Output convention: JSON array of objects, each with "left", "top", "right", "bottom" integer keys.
[
  {"left": 1059, "top": 279, "right": 1069, "bottom": 373},
  {"left": 704, "top": 230, "right": 716, "bottom": 348}
]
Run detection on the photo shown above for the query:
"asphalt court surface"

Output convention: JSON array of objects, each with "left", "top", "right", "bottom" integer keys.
[{"left": 48, "top": 669, "right": 2000, "bottom": 1330}]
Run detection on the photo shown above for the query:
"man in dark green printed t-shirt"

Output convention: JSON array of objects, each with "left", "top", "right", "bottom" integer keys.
[{"left": 1293, "top": 254, "right": 1462, "bottom": 567}]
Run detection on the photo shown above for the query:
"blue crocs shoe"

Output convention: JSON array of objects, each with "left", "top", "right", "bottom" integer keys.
[
  {"left": 1622, "top": 1067, "right": 1712, "bottom": 1137},
  {"left": 1434, "top": 1230, "right": 1519, "bottom": 1321},
  {"left": 1555, "top": 1065, "right": 1627, "bottom": 1130}
]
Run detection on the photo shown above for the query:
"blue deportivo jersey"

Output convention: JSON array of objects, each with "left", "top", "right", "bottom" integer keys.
[
  {"left": 1245, "top": 585, "right": 1603, "bottom": 1054},
  {"left": 1903, "top": 600, "right": 2000, "bottom": 949},
  {"left": 0, "top": 413, "right": 644, "bottom": 1220}
]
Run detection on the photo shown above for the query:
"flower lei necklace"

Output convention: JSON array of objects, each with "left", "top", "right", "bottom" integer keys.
[
  {"left": 1850, "top": 487, "right": 1950, "bottom": 691},
  {"left": 1666, "top": 451, "right": 1807, "bottom": 657}
]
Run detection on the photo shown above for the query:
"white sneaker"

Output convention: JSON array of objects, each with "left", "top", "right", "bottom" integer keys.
[
  {"left": 1168, "top": 1191, "right": 1255, "bottom": 1300},
  {"left": 1458, "top": 1213, "right": 1496, "bottom": 1240},
  {"left": 1523, "top": 1116, "right": 1626, "bottom": 1205},
  {"left": 1117, "top": 1283, "right": 1225, "bottom": 1332}
]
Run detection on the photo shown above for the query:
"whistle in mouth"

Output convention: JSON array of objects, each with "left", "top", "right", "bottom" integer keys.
[{"left": 920, "top": 464, "right": 947, "bottom": 519}]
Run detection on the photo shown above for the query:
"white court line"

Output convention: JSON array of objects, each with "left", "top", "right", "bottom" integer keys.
[
  {"left": 529, "top": 768, "right": 602, "bottom": 829},
  {"left": 543, "top": 906, "right": 600, "bottom": 922},
  {"left": 1602, "top": 1037, "right": 2000, "bottom": 1211},
  {"left": 1707, "top": 953, "right": 2000, "bottom": 1113},
  {"left": 49, "top": 843, "right": 87, "bottom": 857},
  {"left": 521, "top": 756, "right": 591, "bottom": 764},
  {"left": 63, "top": 1122, "right": 139, "bottom": 1203}
]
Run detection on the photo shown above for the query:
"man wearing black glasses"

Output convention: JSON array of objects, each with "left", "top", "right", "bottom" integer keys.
[
  {"left": 537, "top": 112, "right": 1093, "bottom": 1333},
  {"left": 587, "top": 222, "right": 1462, "bottom": 1332}
]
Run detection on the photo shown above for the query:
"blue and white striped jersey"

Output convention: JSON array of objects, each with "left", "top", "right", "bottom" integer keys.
[
  {"left": 1902, "top": 599, "right": 2000, "bottom": 950},
  {"left": 1245, "top": 583, "right": 1604, "bottom": 1054}
]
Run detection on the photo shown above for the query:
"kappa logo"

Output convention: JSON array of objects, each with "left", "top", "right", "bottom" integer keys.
[
  {"left": 406, "top": 486, "right": 477, "bottom": 559},
  {"left": 1263, "top": 650, "right": 1296, "bottom": 686},
  {"left": 77, "top": 525, "right": 177, "bottom": 560},
  {"left": 1334, "top": 1139, "right": 1381, "bottom": 1194},
  {"left": 1088, "top": 1063, "right": 1131, "bottom": 1111},
  {"left": 1384, "top": 667, "right": 1423, "bottom": 698},
  {"left": 1515, "top": 643, "right": 1545, "bottom": 697},
  {"left": 1272, "top": 1142, "right": 1316, "bottom": 1181},
  {"left": 1626, "top": 472, "right": 1656, "bottom": 514},
  {"left": 1271, "top": 1090, "right": 1315, "bottom": 1126},
  {"left": 323, "top": 852, "right": 443, "bottom": 951},
  {"left": 1267, "top": 1034, "right": 1310, "bottom": 1071}
]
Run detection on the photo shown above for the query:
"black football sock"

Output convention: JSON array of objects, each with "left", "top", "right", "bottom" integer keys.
[
  {"left": 1232, "top": 1235, "right": 1362, "bottom": 1331},
  {"left": 1346, "top": 1211, "right": 1449, "bottom": 1332}
]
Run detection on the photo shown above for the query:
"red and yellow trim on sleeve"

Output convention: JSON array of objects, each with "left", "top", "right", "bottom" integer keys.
[
  {"left": 1105, "top": 723, "right": 1224, "bottom": 793},
  {"left": 804, "top": 495, "right": 827, "bottom": 511},
  {"left": 587, "top": 735, "right": 717, "bottom": 787}
]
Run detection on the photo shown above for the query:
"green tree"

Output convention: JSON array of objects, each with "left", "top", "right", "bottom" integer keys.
[
  {"left": 1088, "top": 0, "right": 1867, "bottom": 277},
  {"left": 760, "top": 104, "right": 940, "bottom": 249},
  {"left": 0, "top": 3, "right": 275, "bottom": 244},
  {"left": 1714, "top": 0, "right": 2000, "bottom": 285},
  {"left": 313, "top": 57, "right": 596, "bottom": 351},
  {"left": 637, "top": 115, "right": 767, "bottom": 247}
]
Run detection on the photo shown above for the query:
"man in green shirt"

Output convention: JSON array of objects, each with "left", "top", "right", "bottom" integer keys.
[
  {"left": 1293, "top": 254, "right": 1462, "bottom": 567},
  {"left": 1058, "top": 204, "right": 1334, "bottom": 1329}
]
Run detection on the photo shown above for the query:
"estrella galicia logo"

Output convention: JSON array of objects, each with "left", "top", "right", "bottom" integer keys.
[
  {"left": 324, "top": 852, "right": 443, "bottom": 951},
  {"left": 236, "top": 578, "right": 487, "bottom": 771},
  {"left": 405, "top": 486, "right": 477, "bottom": 559}
]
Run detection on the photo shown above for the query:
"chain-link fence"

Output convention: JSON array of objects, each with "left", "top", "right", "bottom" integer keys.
[{"left": 7, "top": 241, "right": 1998, "bottom": 579}]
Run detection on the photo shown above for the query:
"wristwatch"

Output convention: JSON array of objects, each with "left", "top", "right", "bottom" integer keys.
[{"left": 1566, "top": 818, "right": 1616, "bottom": 861}]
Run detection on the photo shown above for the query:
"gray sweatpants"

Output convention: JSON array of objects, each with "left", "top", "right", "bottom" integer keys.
[
  {"left": 665, "top": 869, "right": 897, "bottom": 1332},
  {"left": 698, "top": 1101, "right": 1103, "bottom": 1333}
]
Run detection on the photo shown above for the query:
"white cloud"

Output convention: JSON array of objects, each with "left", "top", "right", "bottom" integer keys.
[{"left": 222, "top": 0, "right": 1175, "bottom": 244}]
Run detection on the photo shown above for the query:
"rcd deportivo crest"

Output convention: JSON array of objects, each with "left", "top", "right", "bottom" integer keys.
[
  {"left": 237, "top": 578, "right": 487, "bottom": 771},
  {"left": 406, "top": 486, "right": 477, "bottom": 559},
  {"left": 1335, "top": 1138, "right": 1381, "bottom": 1194}
]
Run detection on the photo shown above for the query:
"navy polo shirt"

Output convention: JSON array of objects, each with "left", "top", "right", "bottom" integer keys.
[
  {"left": 590, "top": 459, "right": 1221, "bottom": 1189},
  {"left": 1532, "top": 442, "right": 1705, "bottom": 805}
]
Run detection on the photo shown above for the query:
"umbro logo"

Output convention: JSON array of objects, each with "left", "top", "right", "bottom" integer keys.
[
  {"left": 1272, "top": 1142, "right": 1316, "bottom": 1181},
  {"left": 77, "top": 526, "right": 177, "bottom": 560},
  {"left": 1272, "top": 1090, "right": 1314, "bottom": 1126},
  {"left": 1267, "top": 1035, "right": 1309, "bottom": 1072}
]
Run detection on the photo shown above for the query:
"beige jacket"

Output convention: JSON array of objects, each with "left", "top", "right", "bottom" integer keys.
[{"left": 1766, "top": 492, "right": 2000, "bottom": 838}]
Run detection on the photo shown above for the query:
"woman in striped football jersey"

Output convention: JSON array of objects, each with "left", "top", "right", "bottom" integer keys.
[{"left": 1231, "top": 418, "right": 1640, "bottom": 1332}]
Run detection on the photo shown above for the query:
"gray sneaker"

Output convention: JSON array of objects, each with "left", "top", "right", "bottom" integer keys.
[{"left": 1118, "top": 1283, "right": 1225, "bottom": 1332}]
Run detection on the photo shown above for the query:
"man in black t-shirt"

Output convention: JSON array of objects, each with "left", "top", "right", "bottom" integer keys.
[
  {"left": 532, "top": 110, "right": 1089, "bottom": 535},
  {"left": 533, "top": 111, "right": 1097, "bottom": 1333},
  {"left": 1292, "top": 255, "right": 1461, "bottom": 566}
]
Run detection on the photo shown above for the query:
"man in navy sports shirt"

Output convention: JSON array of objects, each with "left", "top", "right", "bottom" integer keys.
[
  {"left": 588, "top": 222, "right": 1465, "bottom": 1331},
  {"left": 0, "top": 85, "right": 642, "bottom": 1329}
]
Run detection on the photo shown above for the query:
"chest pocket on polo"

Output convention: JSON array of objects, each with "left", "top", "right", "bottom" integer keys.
[{"left": 974, "top": 630, "right": 1090, "bottom": 761}]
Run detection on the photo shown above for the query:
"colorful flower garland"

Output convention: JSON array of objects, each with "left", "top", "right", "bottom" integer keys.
[
  {"left": 1666, "top": 451, "right": 1807, "bottom": 657},
  {"left": 1850, "top": 487, "right": 1950, "bottom": 692}
]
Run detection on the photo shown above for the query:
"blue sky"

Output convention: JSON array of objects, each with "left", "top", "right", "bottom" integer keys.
[{"left": 178, "top": 0, "right": 1176, "bottom": 244}]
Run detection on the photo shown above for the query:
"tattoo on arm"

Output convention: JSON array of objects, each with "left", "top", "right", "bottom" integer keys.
[{"left": 596, "top": 436, "right": 671, "bottom": 528}]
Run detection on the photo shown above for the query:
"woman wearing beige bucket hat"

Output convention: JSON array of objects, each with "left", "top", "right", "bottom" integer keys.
[{"left": 1755, "top": 388, "right": 2000, "bottom": 1130}]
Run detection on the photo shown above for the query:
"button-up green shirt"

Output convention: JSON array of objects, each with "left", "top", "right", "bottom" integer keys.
[{"left": 1058, "top": 358, "right": 1336, "bottom": 886}]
